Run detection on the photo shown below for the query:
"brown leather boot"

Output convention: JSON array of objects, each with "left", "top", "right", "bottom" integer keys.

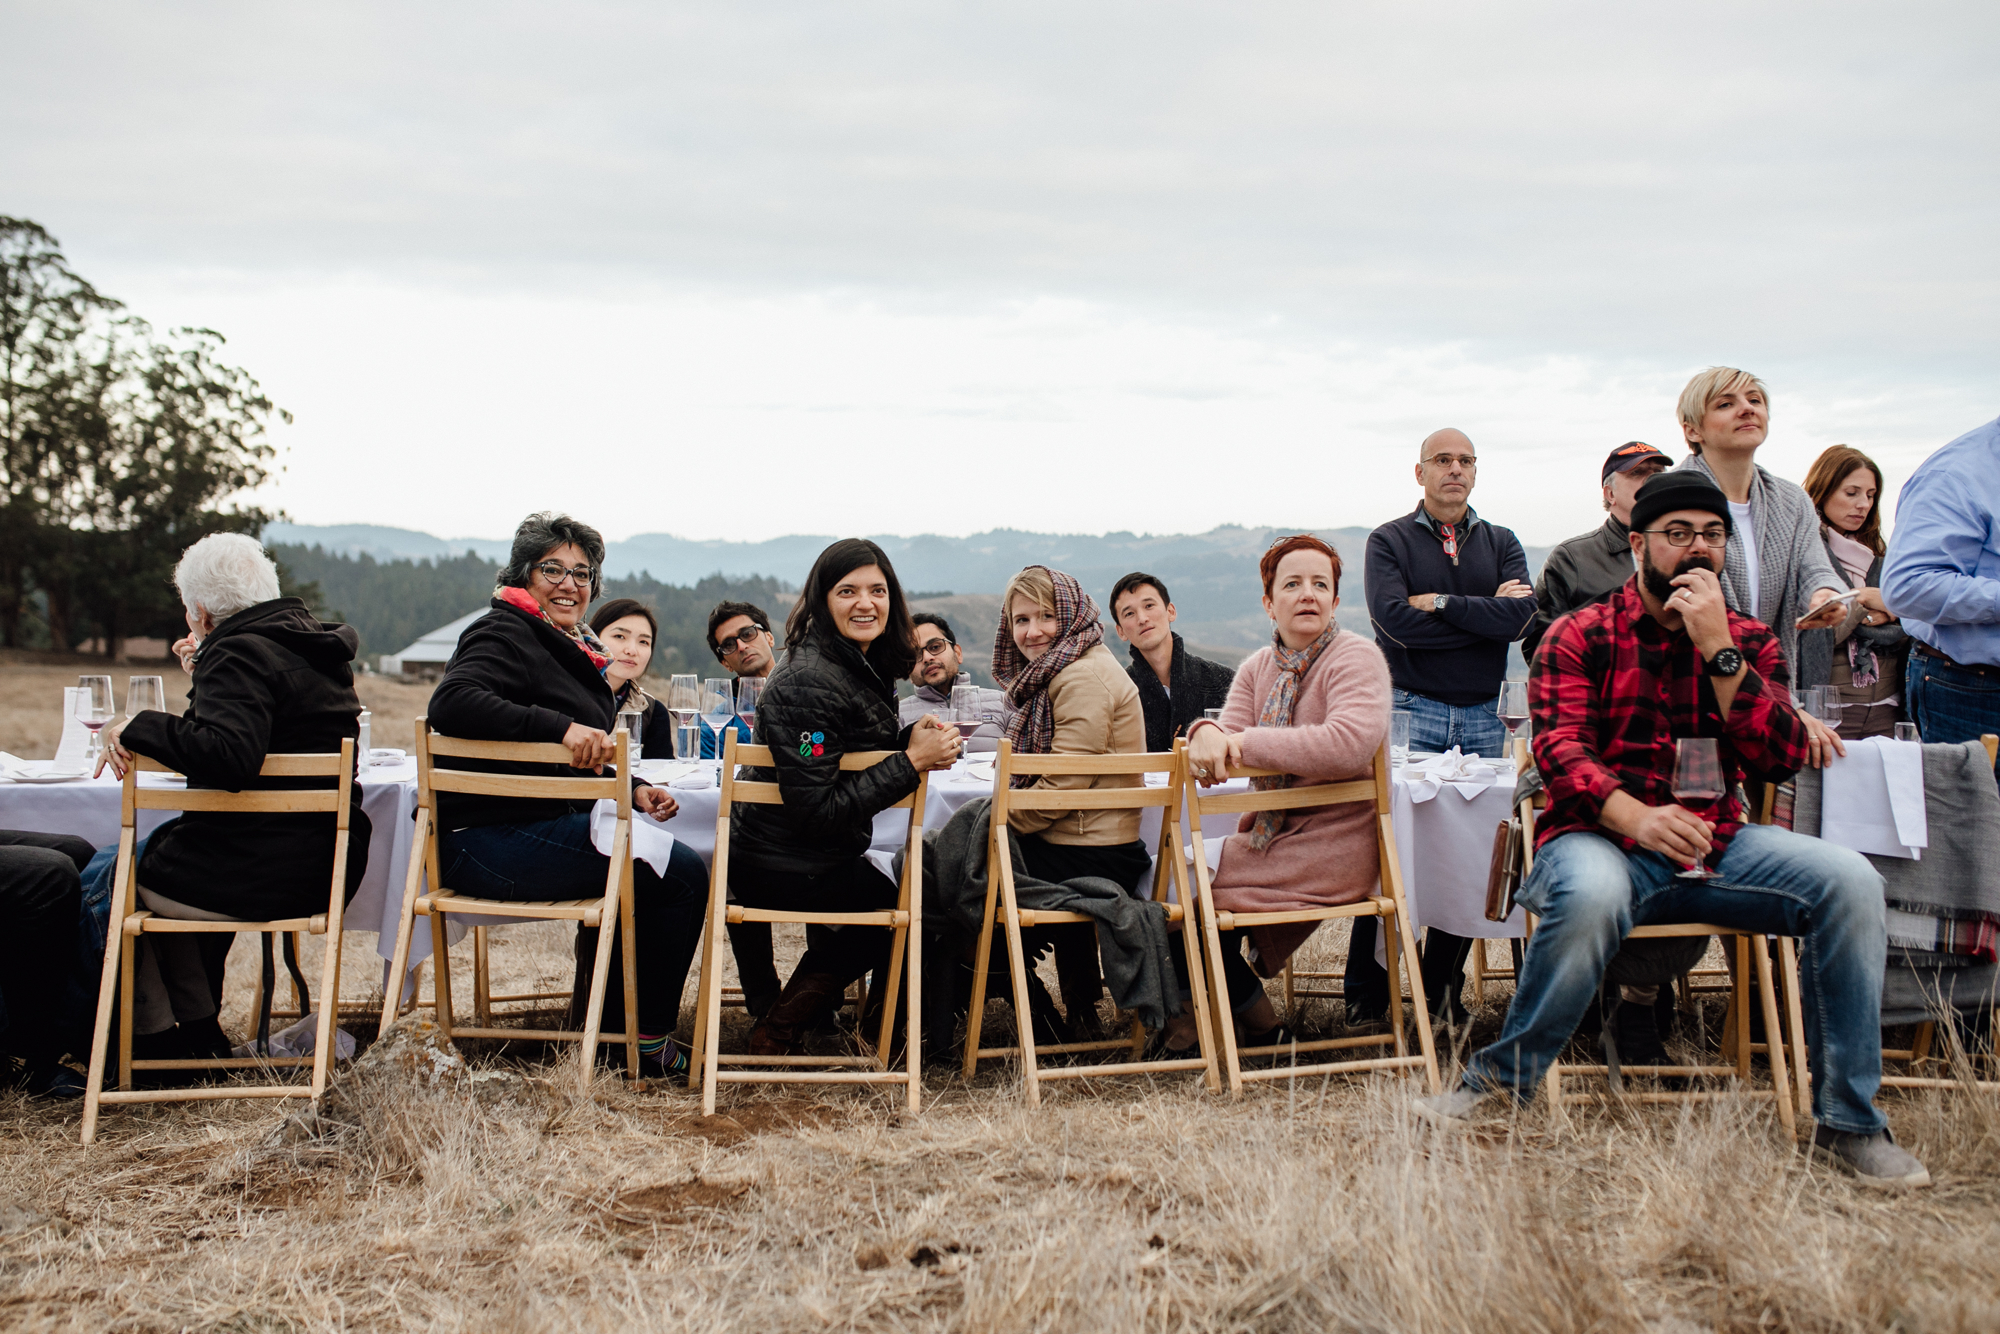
[{"left": 750, "top": 971, "right": 849, "bottom": 1057}]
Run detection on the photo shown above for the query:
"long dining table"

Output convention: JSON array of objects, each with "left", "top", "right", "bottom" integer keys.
[{"left": 0, "top": 750, "right": 1522, "bottom": 991}]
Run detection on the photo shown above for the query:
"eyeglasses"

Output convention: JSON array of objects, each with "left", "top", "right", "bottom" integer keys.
[
  {"left": 534, "top": 561, "right": 595, "bottom": 586},
  {"left": 1425, "top": 454, "right": 1478, "bottom": 469},
  {"left": 917, "top": 637, "right": 955, "bottom": 658},
  {"left": 1642, "top": 524, "right": 1729, "bottom": 548},
  {"left": 713, "top": 624, "right": 767, "bottom": 659}
]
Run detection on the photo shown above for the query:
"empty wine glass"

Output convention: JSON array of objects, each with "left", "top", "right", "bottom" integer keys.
[
  {"left": 125, "top": 675, "right": 165, "bottom": 720},
  {"left": 76, "top": 675, "right": 114, "bottom": 768},
  {"left": 1894, "top": 722, "right": 1922, "bottom": 743},
  {"left": 700, "top": 677, "right": 735, "bottom": 762},
  {"left": 1671, "top": 737, "right": 1723, "bottom": 879}
]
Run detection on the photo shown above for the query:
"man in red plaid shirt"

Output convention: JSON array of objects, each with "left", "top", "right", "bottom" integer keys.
[{"left": 1416, "top": 471, "right": 1927, "bottom": 1189}]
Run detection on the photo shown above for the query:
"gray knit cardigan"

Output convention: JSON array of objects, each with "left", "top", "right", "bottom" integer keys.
[{"left": 1673, "top": 453, "right": 1843, "bottom": 674}]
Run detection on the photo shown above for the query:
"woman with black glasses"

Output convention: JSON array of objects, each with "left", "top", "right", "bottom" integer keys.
[{"left": 427, "top": 512, "right": 709, "bottom": 1082}]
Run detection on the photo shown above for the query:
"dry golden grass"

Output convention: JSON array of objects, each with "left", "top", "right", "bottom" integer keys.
[{"left": 7, "top": 914, "right": 2000, "bottom": 1333}]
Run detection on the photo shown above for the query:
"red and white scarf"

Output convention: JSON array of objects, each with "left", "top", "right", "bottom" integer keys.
[{"left": 993, "top": 567, "right": 1103, "bottom": 784}]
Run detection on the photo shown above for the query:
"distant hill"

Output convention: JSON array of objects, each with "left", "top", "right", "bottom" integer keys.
[{"left": 268, "top": 521, "right": 1554, "bottom": 660}]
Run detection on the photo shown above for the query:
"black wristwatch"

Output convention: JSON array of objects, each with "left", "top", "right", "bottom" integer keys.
[{"left": 1705, "top": 646, "right": 1744, "bottom": 677}]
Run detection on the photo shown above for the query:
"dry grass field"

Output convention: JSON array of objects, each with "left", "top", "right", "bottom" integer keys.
[{"left": 6, "top": 653, "right": 2000, "bottom": 1331}]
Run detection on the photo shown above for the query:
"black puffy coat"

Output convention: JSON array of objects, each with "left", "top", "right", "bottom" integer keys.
[
  {"left": 122, "top": 598, "right": 373, "bottom": 920},
  {"left": 427, "top": 597, "right": 622, "bottom": 829},
  {"left": 730, "top": 630, "right": 919, "bottom": 875}
]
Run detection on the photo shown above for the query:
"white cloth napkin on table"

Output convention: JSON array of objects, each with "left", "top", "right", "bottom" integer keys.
[
  {"left": 589, "top": 798, "right": 679, "bottom": 876},
  {"left": 1821, "top": 736, "right": 1927, "bottom": 860},
  {"left": 1399, "top": 747, "right": 1508, "bottom": 803}
]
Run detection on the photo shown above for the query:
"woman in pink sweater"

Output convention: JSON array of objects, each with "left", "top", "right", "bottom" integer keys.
[{"left": 1180, "top": 534, "right": 1391, "bottom": 1047}]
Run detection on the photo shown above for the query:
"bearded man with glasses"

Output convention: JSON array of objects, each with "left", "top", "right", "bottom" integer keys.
[
  {"left": 701, "top": 601, "right": 776, "bottom": 760},
  {"left": 897, "top": 613, "right": 1014, "bottom": 753},
  {"left": 1412, "top": 472, "right": 1925, "bottom": 1190}
]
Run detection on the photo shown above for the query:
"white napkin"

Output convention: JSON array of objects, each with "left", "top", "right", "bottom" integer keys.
[
  {"left": 665, "top": 764, "right": 715, "bottom": 790},
  {"left": 1399, "top": 747, "right": 1507, "bottom": 803},
  {"left": 590, "top": 798, "right": 679, "bottom": 877},
  {"left": 232, "top": 1012, "right": 356, "bottom": 1061},
  {"left": 1821, "top": 736, "right": 1927, "bottom": 860}
]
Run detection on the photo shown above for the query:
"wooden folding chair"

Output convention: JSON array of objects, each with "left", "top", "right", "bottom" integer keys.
[
  {"left": 960, "top": 742, "right": 1218, "bottom": 1105},
  {"left": 379, "top": 719, "right": 642, "bottom": 1093},
  {"left": 1186, "top": 740, "right": 1440, "bottom": 1095},
  {"left": 1537, "top": 782, "right": 1802, "bottom": 1133},
  {"left": 691, "top": 732, "right": 927, "bottom": 1114},
  {"left": 80, "top": 741, "right": 359, "bottom": 1144}
]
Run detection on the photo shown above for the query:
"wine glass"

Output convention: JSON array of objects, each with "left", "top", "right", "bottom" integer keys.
[
  {"left": 668, "top": 673, "right": 700, "bottom": 759},
  {"left": 76, "top": 676, "right": 115, "bottom": 769},
  {"left": 1497, "top": 680, "right": 1529, "bottom": 737},
  {"left": 125, "top": 675, "right": 166, "bottom": 721},
  {"left": 1894, "top": 722, "right": 1922, "bottom": 743},
  {"left": 734, "top": 676, "right": 764, "bottom": 742},
  {"left": 700, "top": 677, "right": 735, "bottom": 762},
  {"left": 1671, "top": 737, "right": 1723, "bottom": 879}
]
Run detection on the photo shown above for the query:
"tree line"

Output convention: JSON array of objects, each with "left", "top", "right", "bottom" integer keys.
[
  {"left": 271, "top": 541, "right": 793, "bottom": 675},
  {"left": 2, "top": 217, "right": 292, "bottom": 656}
]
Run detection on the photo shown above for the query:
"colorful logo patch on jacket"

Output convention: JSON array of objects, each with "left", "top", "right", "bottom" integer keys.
[{"left": 798, "top": 729, "right": 826, "bottom": 758}]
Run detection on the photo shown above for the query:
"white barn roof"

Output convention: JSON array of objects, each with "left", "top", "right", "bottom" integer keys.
[{"left": 380, "top": 610, "right": 485, "bottom": 674}]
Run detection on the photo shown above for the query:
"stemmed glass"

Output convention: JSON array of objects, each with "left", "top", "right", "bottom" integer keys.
[
  {"left": 76, "top": 675, "right": 114, "bottom": 770},
  {"left": 1496, "top": 679, "right": 1529, "bottom": 761},
  {"left": 125, "top": 675, "right": 165, "bottom": 722},
  {"left": 1671, "top": 737, "right": 1723, "bottom": 879},
  {"left": 667, "top": 674, "right": 700, "bottom": 761},
  {"left": 700, "top": 677, "right": 735, "bottom": 764},
  {"left": 734, "top": 676, "right": 764, "bottom": 743}
]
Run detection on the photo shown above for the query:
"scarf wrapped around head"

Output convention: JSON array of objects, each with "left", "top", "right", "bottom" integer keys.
[
  {"left": 1246, "top": 622, "right": 1340, "bottom": 852},
  {"left": 993, "top": 567, "right": 1103, "bottom": 783},
  {"left": 495, "top": 585, "right": 611, "bottom": 674}
]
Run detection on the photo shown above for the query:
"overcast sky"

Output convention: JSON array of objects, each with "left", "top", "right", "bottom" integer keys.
[{"left": 6, "top": 2, "right": 1996, "bottom": 544}]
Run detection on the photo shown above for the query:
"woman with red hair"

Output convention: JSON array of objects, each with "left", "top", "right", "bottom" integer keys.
[{"left": 1172, "top": 534, "right": 1392, "bottom": 1051}]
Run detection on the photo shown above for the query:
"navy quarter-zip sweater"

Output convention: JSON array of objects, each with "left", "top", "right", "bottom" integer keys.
[{"left": 1365, "top": 502, "right": 1534, "bottom": 706}]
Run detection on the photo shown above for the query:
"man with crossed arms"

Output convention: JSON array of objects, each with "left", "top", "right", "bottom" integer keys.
[{"left": 1414, "top": 471, "right": 1926, "bottom": 1190}]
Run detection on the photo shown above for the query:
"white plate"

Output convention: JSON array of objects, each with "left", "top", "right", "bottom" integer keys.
[{"left": 3, "top": 764, "right": 90, "bottom": 784}]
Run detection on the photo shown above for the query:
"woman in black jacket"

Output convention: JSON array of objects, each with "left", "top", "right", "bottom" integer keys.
[
  {"left": 427, "top": 513, "right": 707, "bottom": 1081},
  {"left": 730, "top": 538, "right": 963, "bottom": 1055},
  {"left": 589, "top": 597, "right": 675, "bottom": 758},
  {"left": 96, "top": 533, "right": 374, "bottom": 1061}
]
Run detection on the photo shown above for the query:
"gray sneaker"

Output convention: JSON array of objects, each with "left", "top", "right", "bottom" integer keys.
[
  {"left": 1811, "top": 1127, "right": 1932, "bottom": 1189},
  {"left": 1411, "top": 1086, "right": 1495, "bottom": 1128}
]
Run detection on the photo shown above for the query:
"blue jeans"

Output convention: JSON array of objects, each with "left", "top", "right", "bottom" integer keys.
[
  {"left": 1463, "top": 825, "right": 1888, "bottom": 1133},
  {"left": 1907, "top": 648, "right": 2000, "bottom": 773},
  {"left": 1392, "top": 687, "right": 1507, "bottom": 759},
  {"left": 440, "top": 813, "right": 708, "bottom": 1035}
]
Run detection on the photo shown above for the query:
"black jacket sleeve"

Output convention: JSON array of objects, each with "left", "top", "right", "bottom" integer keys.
[
  {"left": 760, "top": 676, "right": 919, "bottom": 844},
  {"left": 428, "top": 618, "right": 574, "bottom": 743},
  {"left": 1523, "top": 544, "right": 1579, "bottom": 663},
  {"left": 121, "top": 643, "right": 276, "bottom": 791},
  {"left": 1434, "top": 529, "right": 1536, "bottom": 643}
]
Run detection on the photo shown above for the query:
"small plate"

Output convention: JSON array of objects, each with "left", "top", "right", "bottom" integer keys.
[{"left": 4, "top": 764, "right": 90, "bottom": 784}]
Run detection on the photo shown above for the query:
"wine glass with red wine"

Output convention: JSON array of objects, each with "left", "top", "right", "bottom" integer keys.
[{"left": 1671, "top": 737, "right": 1723, "bottom": 879}]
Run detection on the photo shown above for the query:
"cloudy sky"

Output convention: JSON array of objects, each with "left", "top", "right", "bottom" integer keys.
[{"left": 6, "top": 2, "right": 1995, "bottom": 544}]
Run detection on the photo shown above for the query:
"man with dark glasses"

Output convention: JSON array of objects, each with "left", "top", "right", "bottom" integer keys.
[
  {"left": 897, "top": 612, "right": 1013, "bottom": 752},
  {"left": 702, "top": 601, "right": 776, "bottom": 760}
]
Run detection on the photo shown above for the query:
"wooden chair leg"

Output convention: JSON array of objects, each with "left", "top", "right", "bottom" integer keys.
[
  {"left": 118, "top": 925, "right": 138, "bottom": 1092},
  {"left": 618, "top": 862, "right": 642, "bottom": 1082},
  {"left": 1778, "top": 937, "right": 1811, "bottom": 1121},
  {"left": 699, "top": 870, "right": 731, "bottom": 1115},
  {"left": 904, "top": 901, "right": 923, "bottom": 1115},
  {"left": 431, "top": 909, "right": 457, "bottom": 1037},
  {"left": 310, "top": 926, "right": 345, "bottom": 1099},
  {"left": 79, "top": 839, "right": 137, "bottom": 1145},
  {"left": 1200, "top": 901, "right": 1242, "bottom": 1096},
  {"left": 961, "top": 859, "right": 1003, "bottom": 1082},
  {"left": 473, "top": 926, "right": 492, "bottom": 1028},
  {"left": 1730, "top": 935, "right": 1751, "bottom": 1080},
  {"left": 690, "top": 883, "right": 718, "bottom": 1099},
  {"left": 1750, "top": 936, "right": 1795, "bottom": 1135},
  {"left": 1470, "top": 941, "right": 1487, "bottom": 1008},
  {"left": 1391, "top": 903, "right": 1442, "bottom": 1092},
  {"left": 380, "top": 808, "right": 429, "bottom": 1039}
]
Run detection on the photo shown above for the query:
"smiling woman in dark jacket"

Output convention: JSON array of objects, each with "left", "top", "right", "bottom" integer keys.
[
  {"left": 96, "top": 533, "right": 374, "bottom": 1062},
  {"left": 730, "top": 538, "right": 963, "bottom": 1056},
  {"left": 426, "top": 512, "right": 708, "bottom": 1081}
]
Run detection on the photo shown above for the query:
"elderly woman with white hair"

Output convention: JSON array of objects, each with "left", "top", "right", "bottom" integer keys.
[{"left": 94, "top": 532, "right": 373, "bottom": 1064}]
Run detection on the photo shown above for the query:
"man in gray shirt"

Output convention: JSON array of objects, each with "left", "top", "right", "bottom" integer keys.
[{"left": 899, "top": 613, "right": 1014, "bottom": 752}]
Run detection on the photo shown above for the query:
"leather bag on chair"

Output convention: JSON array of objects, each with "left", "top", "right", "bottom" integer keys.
[{"left": 1485, "top": 816, "right": 1524, "bottom": 922}]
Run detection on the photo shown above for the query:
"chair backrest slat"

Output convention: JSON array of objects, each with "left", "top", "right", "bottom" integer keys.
[
  {"left": 426, "top": 735, "right": 577, "bottom": 765},
  {"left": 1003, "top": 787, "right": 1178, "bottom": 812},
  {"left": 136, "top": 753, "right": 344, "bottom": 778},
  {"left": 1188, "top": 745, "right": 1391, "bottom": 819},
  {"left": 134, "top": 789, "right": 343, "bottom": 814},
  {"left": 1001, "top": 752, "right": 1176, "bottom": 776},
  {"left": 425, "top": 772, "right": 624, "bottom": 799},
  {"left": 123, "top": 742, "right": 355, "bottom": 825},
  {"left": 720, "top": 738, "right": 917, "bottom": 807}
]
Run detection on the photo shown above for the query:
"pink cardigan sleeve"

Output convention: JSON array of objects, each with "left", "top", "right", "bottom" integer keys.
[{"left": 1234, "top": 637, "right": 1391, "bottom": 781}]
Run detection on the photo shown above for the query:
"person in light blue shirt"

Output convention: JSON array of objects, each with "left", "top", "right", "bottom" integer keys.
[{"left": 1881, "top": 415, "right": 2000, "bottom": 767}]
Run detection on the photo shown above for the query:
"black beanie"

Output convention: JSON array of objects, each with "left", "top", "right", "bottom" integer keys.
[{"left": 1629, "top": 470, "right": 1734, "bottom": 536}]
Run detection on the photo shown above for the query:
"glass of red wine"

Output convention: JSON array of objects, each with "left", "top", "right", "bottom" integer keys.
[
  {"left": 77, "top": 675, "right": 114, "bottom": 770},
  {"left": 1671, "top": 737, "right": 1723, "bottom": 879},
  {"left": 1496, "top": 679, "right": 1529, "bottom": 757}
]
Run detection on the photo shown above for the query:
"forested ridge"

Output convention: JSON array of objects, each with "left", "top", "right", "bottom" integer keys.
[{"left": 272, "top": 541, "right": 792, "bottom": 673}]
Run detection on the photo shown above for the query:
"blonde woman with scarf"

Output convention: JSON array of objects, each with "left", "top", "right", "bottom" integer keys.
[
  {"left": 428, "top": 512, "right": 709, "bottom": 1083},
  {"left": 1178, "top": 534, "right": 1391, "bottom": 1052},
  {"left": 991, "top": 565, "right": 1146, "bottom": 1043}
]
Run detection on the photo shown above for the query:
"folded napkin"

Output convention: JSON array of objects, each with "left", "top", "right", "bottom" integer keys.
[
  {"left": 663, "top": 763, "right": 715, "bottom": 791},
  {"left": 1822, "top": 736, "right": 1927, "bottom": 860},
  {"left": 1399, "top": 747, "right": 1508, "bottom": 803},
  {"left": 590, "top": 798, "right": 679, "bottom": 877}
]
